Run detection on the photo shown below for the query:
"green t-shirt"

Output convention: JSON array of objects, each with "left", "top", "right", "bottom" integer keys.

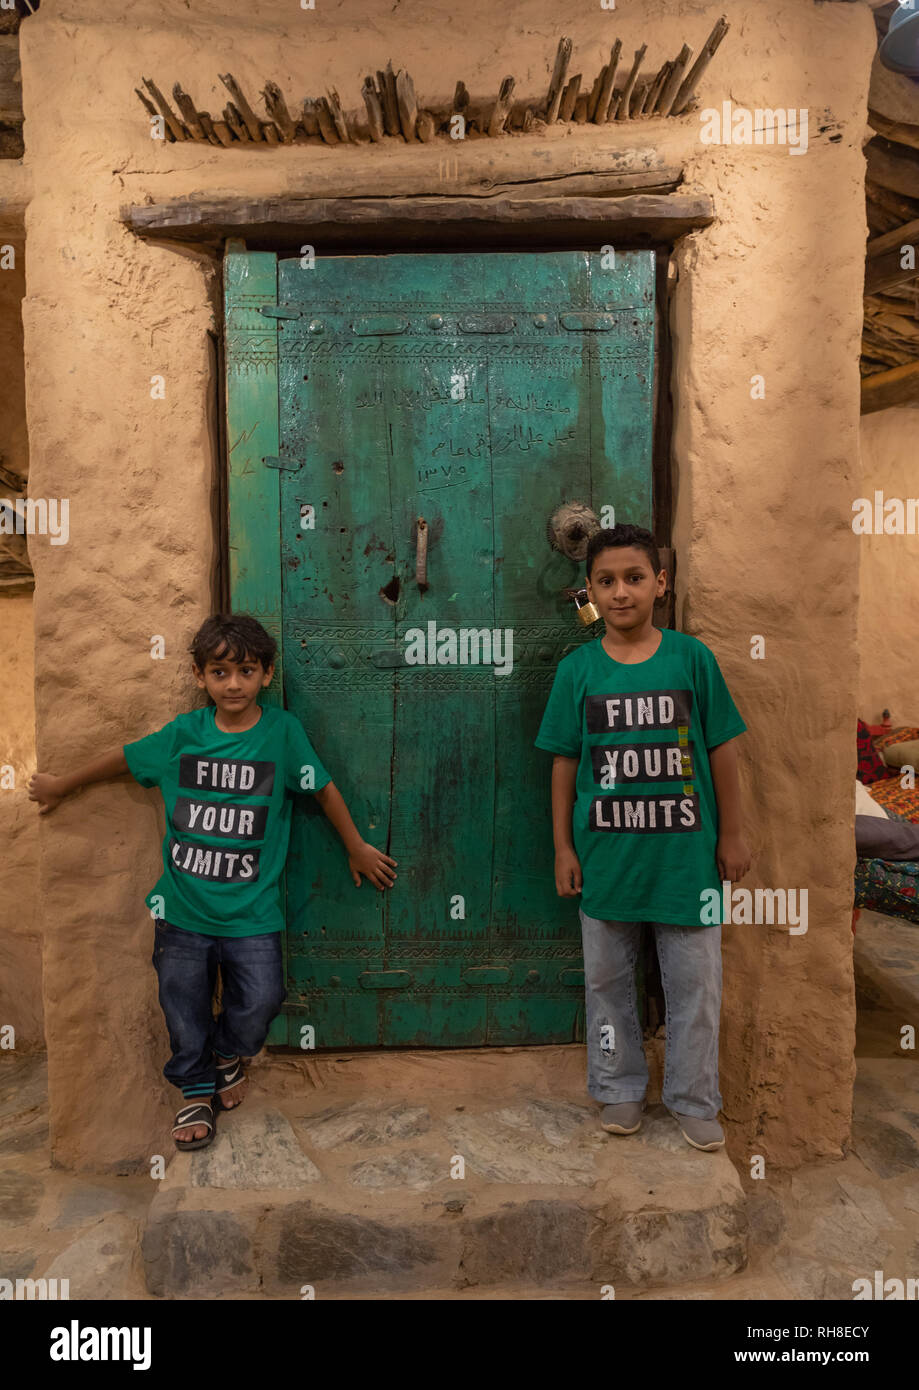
[
  {"left": 123, "top": 702, "right": 331, "bottom": 937},
  {"left": 534, "top": 627, "right": 746, "bottom": 926}
]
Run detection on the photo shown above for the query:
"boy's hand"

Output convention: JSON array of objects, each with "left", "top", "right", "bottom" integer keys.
[
  {"left": 348, "top": 841, "right": 398, "bottom": 891},
  {"left": 554, "top": 847, "right": 582, "bottom": 897},
  {"left": 28, "top": 773, "right": 67, "bottom": 815},
  {"left": 716, "top": 832, "right": 752, "bottom": 883}
]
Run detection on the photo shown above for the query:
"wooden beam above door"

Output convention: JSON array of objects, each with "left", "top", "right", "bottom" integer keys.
[
  {"left": 861, "top": 358, "right": 919, "bottom": 413},
  {"left": 121, "top": 191, "right": 713, "bottom": 252}
]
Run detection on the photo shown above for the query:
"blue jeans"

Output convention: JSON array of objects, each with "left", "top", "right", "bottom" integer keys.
[
  {"left": 151, "top": 921, "right": 286, "bottom": 1101},
  {"left": 578, "top": 909, "right": 723, "bottom": 1119}
]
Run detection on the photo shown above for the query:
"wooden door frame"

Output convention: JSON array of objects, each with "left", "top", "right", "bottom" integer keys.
[{"left": 221, "top": 231, "right": 682, "bottom": 1044}]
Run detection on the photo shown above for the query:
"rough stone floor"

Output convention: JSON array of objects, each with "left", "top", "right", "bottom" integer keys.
[{"left": 1, "top": 908, "right": 917, "bottom": 1300}]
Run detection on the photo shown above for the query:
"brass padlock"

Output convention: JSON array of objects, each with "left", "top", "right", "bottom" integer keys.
[{"left": 572, "top": 588, "right": 600, "bottom": 626}]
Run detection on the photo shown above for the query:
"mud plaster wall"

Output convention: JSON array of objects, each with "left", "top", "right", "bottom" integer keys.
[
  {"left": 0, "top": 595, "right": 42, "bottom": 1051},
  {"left": 857, "top": 407, "right": 919, "bottom": 726},
  {"left": 19, "top": 0, "right": 873, "bottom": 1171},
  {"left": 0, "top": 216, "right": 42, "bottom": 1051}
]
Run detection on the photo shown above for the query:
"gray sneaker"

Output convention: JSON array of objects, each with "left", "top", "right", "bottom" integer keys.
[
  {"left": 670, "top": 1110, "right": 725, "bottom": 1151},
  {"left": 600, "top": 1100, "right": 646, "bottom": 1134}
]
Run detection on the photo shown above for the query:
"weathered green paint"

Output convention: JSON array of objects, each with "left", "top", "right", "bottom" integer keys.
[
  {"left": 248, "top": 249, "right": 657, "bottom": 1048},
  {"left": 225, "top": 248, "right": 655, "bottom": 1047},
  {"left": 224, "top": 250, "right": 284, "bottom": 689},
  {"left": 224, "top": 248, "right": 288, "bottom": 1041}
]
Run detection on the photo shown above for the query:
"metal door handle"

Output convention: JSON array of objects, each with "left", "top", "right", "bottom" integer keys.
[{"left": 416, "top": 516, "right": 428, "bottom": 589}]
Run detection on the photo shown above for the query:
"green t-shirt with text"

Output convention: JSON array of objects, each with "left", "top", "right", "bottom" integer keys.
[
  {"left": 123, "top": 702, "right": 331, "bottom": 937},
  {"left": 534, "top": 627, "right": 746, "bottom": 925}
]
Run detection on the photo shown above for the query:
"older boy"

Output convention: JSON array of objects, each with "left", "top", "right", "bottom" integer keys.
[
  {"left": 535, "top": 524, "right": 751, "bottom": 1151},
  {"left": 29, "top": 613, "right": 396, "bottom": 1149}
]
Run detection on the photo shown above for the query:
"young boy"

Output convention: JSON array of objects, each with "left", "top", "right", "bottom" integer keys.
[
  {"left": 28, "top": 613, "right": 397, "bottom": 1151},
  {"left": 534, "top": 523, "right": 751, "bottom": 1152}
]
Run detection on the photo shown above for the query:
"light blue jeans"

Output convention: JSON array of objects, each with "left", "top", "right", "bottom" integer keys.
[{"left": 578, "top": 908, "right": 723, "bottom": 1119}]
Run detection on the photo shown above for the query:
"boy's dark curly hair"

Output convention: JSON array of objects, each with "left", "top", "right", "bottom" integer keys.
[
  {"left": 188, "top": 613, "right": 278, "bottom": 672},
  {"left": 585, "top": 523, "right": 662, "bottom": 581}
]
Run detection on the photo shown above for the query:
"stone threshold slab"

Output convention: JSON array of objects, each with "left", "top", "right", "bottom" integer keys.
[{"left": 144, "top": 1065, "right": 747, "bottom": 1296}]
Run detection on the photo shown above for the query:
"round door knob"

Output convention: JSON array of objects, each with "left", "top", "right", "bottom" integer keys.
[{"left": 546, "top": 501, "right": 601, "bottom": 562}]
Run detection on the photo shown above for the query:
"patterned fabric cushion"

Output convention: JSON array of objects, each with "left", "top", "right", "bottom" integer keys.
[
  {"left": 854, "top": 855, "right": 919, "bottom": 924},
  {"left": 863, "top": 775, "right": 919, "bottom": 823},
  {"left": 858, "top": 719, "right": 896, "bottom": 784},
  {"left": 874, "top": 726, "right": 919, "bottom": 758},
  {"left": 854, "top": 751, "right": 919, "bottom": 924},
  {"left": 879, "top": 737, "right": 919, "bottom": 770}
]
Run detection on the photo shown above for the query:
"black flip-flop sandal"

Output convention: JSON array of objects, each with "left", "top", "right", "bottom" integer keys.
[
  {"left": 172, "top": 1098, "right": 218, "bottom": 1151},
  {"left": 215, "top": 1054, "right": 246, "bottom": 1109}
]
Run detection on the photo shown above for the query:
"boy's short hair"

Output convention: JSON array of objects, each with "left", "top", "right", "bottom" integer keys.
[
  {"left": 586, "top": 523, "right": 662, "bottom": 581},
  {"left": 189, "top": 613, "right": 277, "bottom": 672}
]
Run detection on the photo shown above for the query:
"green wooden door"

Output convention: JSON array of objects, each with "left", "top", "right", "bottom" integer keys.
[{"left": 226, "top": 248, "right": 655, "bottom": 1048}]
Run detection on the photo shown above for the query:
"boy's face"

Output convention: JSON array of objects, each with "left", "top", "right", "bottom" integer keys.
[
  {"left": 193, "top": 648, "right": 274, "bottom": 716},
  {"left": 585, "top": 546, "right": 667, "bottom": 630}
]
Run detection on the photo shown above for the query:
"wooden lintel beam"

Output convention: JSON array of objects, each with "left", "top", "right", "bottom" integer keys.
[
  {"left": 121, "top": 191, "right": 713, "bottom": 248},
  {"left": 865, "top": 232, "right": 919, "bottom": 295},
  {"left": 861, "top": 359, "right": 919, "bottom": 414}
]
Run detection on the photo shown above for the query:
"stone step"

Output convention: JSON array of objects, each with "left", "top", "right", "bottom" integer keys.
[{"left": 143, "top": 1080, "right": 747, "bottom": 1297}]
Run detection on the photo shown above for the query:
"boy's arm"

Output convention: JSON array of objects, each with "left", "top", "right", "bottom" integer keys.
[
  {"left": 28, "top": 749, "right": 131, "bottom": 815},
  {"left": 314, "top": 780, "right": 397, "bottom": 892},
  {"left": 551, "top": 754, "right": 582, "bottom": 897},
  {"left": 708, "top": 737, "right": 751, "bottom": 881}
]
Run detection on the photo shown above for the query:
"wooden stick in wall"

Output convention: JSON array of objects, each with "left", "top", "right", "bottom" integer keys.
[
  {"left": 614, "top": 44, "right": 646, "bottom": 122},
  {"left": 545, "top": 37, "right": 572, "bottom": 122},
  {"left": 223, "top": 103, "right": 250, "bottom": 141},
  {"left": 171, "top": 86, "right": 207, "bottom": 141},
  {"left": 362, "top": 77, "right": 385, "bottom": 142},
  {"left": 210, "top": 119, "right": 234, "bottom": 146},
  {"left": 135, "top": 86, "right": 177, "bottom": 141},
  {"left": 395, "top": 68, "right": 417, "bottom": 140},
  {"left": 595, "top": 42, "right": 621, "bottom": 123},
  {"left": 417, "top": 110, "right": 436, "bottom": 142},
  {"left": 632, "top": 77, "right": 653, "bottom": 118},
  {"left": 645, "top": 60, "right": 671, "bottom": 117},
  {"left": 218, "top": 73, "right": 263, "bottom": 141},
  {"left": 378, "top": 64, "right": 401, "bottom": 135},
  {"left": 670, "top": 16, "right": 730, "bottom": 116},
  {"left": 141, "top": 78, "right": 187, "bottom": 140},
  {"left": 262, "top": 80, "right": 298, "bottom": 142},
  {"left": 656, "top": 45, "right": 693, "bottom": 118},
  {"left": 586, "top": 68, "right": 606, "bottom": 122},
  {"left": 488, "top": 76, "right": 515, "bottom": 136},
  {"left": 197, "top": 113, "right": 224, "bottom": 146},
  {"left": 314, "top": 97, "right": 340, "bottom": 143},
  {"left": 301, "top": 100, "right": 320, "bottom": 139},
  {"left": 326, "top": 87, "right": 352, "bottom": 141},
  {"left": 559, "top": 73, "right": 581, "bottom": 122}
]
